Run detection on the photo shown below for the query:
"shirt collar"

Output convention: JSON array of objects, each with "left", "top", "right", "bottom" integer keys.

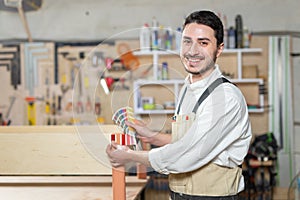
[{"left": 184, "top": 65, "right": 222, "bottom": 92}]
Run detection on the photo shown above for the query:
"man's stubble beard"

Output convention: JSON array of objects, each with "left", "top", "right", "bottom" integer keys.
[{"left": 182, "top": 52, "right": 217, "bottom": 76}]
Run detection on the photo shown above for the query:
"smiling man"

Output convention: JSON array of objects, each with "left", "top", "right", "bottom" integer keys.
[
  {"left": 181, "top": 22, "right": 221, "bottom": 81},
  {"left": 106, "top": 10, "right": 252, "bottom": 199}
]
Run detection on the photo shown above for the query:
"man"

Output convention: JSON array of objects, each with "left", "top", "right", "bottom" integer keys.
[{"left": 106, "top": 10, "right": 252, "bottom": 199}]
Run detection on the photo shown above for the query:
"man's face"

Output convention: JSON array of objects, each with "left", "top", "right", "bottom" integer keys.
[{"left": 180, "top": 23, "right": 223, "bottom": 79}]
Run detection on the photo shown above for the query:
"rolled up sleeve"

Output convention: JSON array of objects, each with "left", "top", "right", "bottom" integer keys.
[{"left": 149, "top": 147, "right": 170, "bottom": 174}]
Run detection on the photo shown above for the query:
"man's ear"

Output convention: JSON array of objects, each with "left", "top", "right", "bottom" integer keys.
[{"left": 216, "top": 43, "right": 224, "bottom": 58}]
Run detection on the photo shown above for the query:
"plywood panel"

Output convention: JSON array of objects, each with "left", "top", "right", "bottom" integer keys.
[
  {"left": 0, "top": 176, "right": 147, "bottom": 200},
  {"left": 0, "top": 125, "right": 122, "bottom": 175}
]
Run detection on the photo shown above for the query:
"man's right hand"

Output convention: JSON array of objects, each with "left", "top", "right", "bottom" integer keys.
[
  {"left": 126, "top": 119, "right": 171, "bottom": 146},
  {"left": 125, "top": 119, "right": 158, "bottom": 144}
]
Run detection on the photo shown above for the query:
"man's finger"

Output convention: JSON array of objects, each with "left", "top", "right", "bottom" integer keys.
[{"left": 106, "top": 144, "right": 112, "bottom": 155}]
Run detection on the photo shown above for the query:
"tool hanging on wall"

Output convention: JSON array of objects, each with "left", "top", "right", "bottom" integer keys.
[
  {"left": 83, "top": 71, "right": 92, "bottom": 113},
  {"left": 27, "top": 101, "right": 35, "bottom": 125},
  {"left": 10, "top": 46, "right": 21, "bottom": 89},
  {"left": 105, "top": 58, "right": 127, "bottom": 71},
  {"left": 44, "top": 69, "right": 51, "bottom": 125},
  {"left": 0, "top": 45, "right": 21, "bottom": 89},
  {"left": 63, "top": 52, "right": 86, "bottom": 115},
  {"left": 92, "top": 51, "right": 105, "bottom": 69},
  {"left": 75, "top": 52, "right": 85, "bottom": 114},
  {"left": 117, "top": 43, "right": 140, "bottom": 70},
  {"left": 0, "top": 96, "right": 16, "bottom": 126},
  {"left": 25, "top": 96, "right": 44, "bottom": 125},
  {"left": 100, "top": 76, "right": 129, "bottom": 95},
  {"left": 23, "top": 43, "right": 52, "bottom": 125},
  {"left": 25, "top": 96, "right": 36, "bottom": 125},
  {"left": 0, "top": 60, "right": 11, "bottom": 71},
  {"left": 101, "top": 56, "right": 131, "bottom": 94},
  {"left": 24, "top": 42, "right": 49, "bottom": 96}
]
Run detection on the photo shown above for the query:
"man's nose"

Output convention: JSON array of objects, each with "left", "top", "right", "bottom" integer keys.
[{"left": 189, "top": 42, "right": 200, "bottom": 55}]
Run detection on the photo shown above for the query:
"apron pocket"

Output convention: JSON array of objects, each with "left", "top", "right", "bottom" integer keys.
[
  {"left": 169, "top": 173, "right": 189, "bottom": 193},
  {"left": 171, "top": 113, "right": 195, "bottom": 143}
]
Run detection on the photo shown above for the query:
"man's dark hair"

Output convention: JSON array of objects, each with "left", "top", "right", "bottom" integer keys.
[{"left": 183, "top": 10, "right": 224, "bottom": 47}]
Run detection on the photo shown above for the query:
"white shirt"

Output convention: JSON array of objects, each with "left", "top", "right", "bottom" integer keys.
[{"left": 148, "top": 65, "right": 252, "bottom": 191}]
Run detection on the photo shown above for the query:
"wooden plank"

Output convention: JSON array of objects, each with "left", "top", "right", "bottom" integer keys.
[
  {"left": 113, "top": 167, "right": 126, "bottom": 200},
  {"left": 110, "top": 134, "right": 126, "bottom": 200},
  {"left": 0, "top": 125, "right": 121, "bottom": 175},
  {"left": 0, "top": 175, "right": 147, "bottom": 185},
  {"left": 0, "top": 125, "right": 119, "bottom": 134},
  {"left": 0, "top": 176, "right": 148, "bottom": 200},
  {"left": 0, "top": 126, "right": 148, "bottom": 200}
]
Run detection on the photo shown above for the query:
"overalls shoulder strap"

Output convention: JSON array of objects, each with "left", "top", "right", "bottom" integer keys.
[
  {"left": 176, "top": 77, "right": 231, "bottom": 115},
  {"left": 192, "top": 77, "right": 231, "bottom": 113},
  {"left": 176, "top": 86, "right": 187, "bottom": 115}
]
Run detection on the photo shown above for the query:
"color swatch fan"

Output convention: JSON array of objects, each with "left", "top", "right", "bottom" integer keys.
[{"left": 112, "top": 107, "right": 141, "bottom": 150}]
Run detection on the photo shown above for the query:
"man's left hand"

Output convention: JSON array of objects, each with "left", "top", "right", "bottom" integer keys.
[{"left": 106, "top": 142, "right": 131, "bottom": 167}]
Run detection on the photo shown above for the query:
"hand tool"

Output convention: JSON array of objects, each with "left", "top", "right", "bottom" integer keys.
[
  {"left": 117, "top": 43, "right": 140, "bottom": 70},
  {"left": 3, "top": 96, "right": 16, "bottom": 125},
  {"left": 25, "top": 96, "right": 44, "bottom": 125},
  {"left": 25, "top": 97, "right": 36, "bottom": 125}
]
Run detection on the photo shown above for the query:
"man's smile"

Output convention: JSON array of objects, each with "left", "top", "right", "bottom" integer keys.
[{"left": 185, "top": 55, "right": 204, "bottom": 65}]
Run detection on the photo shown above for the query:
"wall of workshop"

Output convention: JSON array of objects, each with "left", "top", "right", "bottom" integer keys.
[{"left": 0, "top": 0, "right": 299, "bottom": 41}]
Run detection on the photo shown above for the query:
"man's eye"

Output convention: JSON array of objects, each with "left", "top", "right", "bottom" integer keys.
[
  {"left": 199, "top": 41, "right": 208, "bottom": 46},
  {"left": 183, "top": 40, "right": 192, "bottom": 45}
]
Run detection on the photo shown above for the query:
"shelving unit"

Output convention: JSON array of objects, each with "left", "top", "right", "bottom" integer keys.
[
  {"left": 133, "top": 50, "right": 183, "bottom": 115},
  {"left": 133, "top": 50, "right": 179, "bottom": 80},
  {"left": 133, "top": 79, "right": 184, "bottom": 115},
  {"left": 222, "top": 48, "right": 264, "bottom": 113},
  {"left": 133, "top": 48, "right": 265, "bottom": 115},
  {"left": 222, "top": 48, "right": 262, "bottom": 79},
  {"left": 231, "top": 78, "right": 264, "bottom": 113}
]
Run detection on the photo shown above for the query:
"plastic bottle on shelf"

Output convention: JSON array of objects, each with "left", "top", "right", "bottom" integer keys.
[
  {"left": 151, "top": 17, "right": 159, "bottom": 50},
  {"left": 243, "top": 26, "right": 250, "bottom": 48},
  {"left": 228, "top": 26, "right": 236, "bottom": 49},
  {"left": 157, "top": 65, "right": 162, "bottom": 80},
  {"left": 235, "top": 14, "right": 243, "bottom": 48},
  {"left": 158, "top": 25, "right": 165, "bottom": 50},
  {"left": 165, "top": 27, "right": 173, "bottom": 50},
  {"left": 139, "top": 23, "right": 151, "bottom": 51},
  {"left": 161, "top": 62, "right": 168, "bottom": 80},
  {"left": 175, "top": 27, "right": 182, "bottom": 51}
]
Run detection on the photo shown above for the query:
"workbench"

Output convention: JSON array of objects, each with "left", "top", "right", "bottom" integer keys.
[{"left": 0, "top": 125, "right": 148, "bottom": 200}]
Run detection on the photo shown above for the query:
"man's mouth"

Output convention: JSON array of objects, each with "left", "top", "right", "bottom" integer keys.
[
  {"left": 185, "top": 56, "right": 204, "bottom": 65},
  {"left": 188, "top": 58, "right": 201, "bottom": 62}
]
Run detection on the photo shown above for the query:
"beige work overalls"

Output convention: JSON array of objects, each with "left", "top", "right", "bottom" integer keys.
[{"left": 169, "top": 78, "right": 242, "bottom": 196}]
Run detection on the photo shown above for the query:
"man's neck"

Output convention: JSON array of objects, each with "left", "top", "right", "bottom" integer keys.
[{"left": 189, "top": 66, "right": 215, "bottom": 83}]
